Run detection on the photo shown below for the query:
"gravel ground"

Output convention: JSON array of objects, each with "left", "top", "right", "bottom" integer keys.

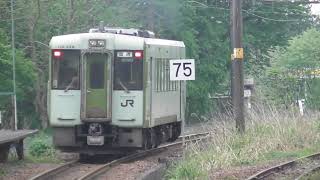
[
  {"left": 96, "top": 123, "right": 213, "bottom": 180},
  {"left": 96, "top": 146, "right": 182, "bottom": 180},
  {"left": 0, "top": 162, "right": 59, "bottom": 180},
  {"left": 0, "top": 151, "right": 79, "bottom": 180},
  {"left": 52, "top": 162, "right": 100, "bottom": 180}
]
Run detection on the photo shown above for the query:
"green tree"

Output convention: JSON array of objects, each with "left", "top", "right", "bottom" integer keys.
[
  {"left": 243, "top": 1, "right": 315, "bottom": 76},
  {"left": 0, "top": 29, "right": 36, "bottom": 128},
  {"left": 261, "top": 28, "right": 320, "bottom": 108}
]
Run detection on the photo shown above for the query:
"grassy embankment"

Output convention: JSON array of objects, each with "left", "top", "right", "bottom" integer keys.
[{"left": 166, "top": 106, "right": 320, "bottom": 179}]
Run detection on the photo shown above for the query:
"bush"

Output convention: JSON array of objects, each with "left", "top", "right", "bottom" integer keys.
[
  {"left": 29, "top": 140, "right": 51, "bottom": 157},
  {"left": 27, "top": 134, "right": 56, "bottom": 161}
]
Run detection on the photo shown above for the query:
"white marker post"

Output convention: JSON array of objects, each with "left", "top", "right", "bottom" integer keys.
[
  {"left": 170, "top": 59, "right": 195, "bottom": 158},
  {"left": 170, "top": 59, "right": 195, "bottom": 81}
]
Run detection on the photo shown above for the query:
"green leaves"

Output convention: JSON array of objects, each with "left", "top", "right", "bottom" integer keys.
[
  {"left": 0, "top": 28, "right": 36, "bottom": 126},
  {"left": 282, "top": 29, "right": 320, "bottom": 69},
  {"left": 261, "top": 28, "right": 320, "bottom": 108}
]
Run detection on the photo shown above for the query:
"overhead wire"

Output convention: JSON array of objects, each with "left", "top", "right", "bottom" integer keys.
[
  {"left": 185, "top": 0, "right": 309, "bottom": 22},
  {"left": 242, "top": 9, "right": 300, "bottom": 21}
]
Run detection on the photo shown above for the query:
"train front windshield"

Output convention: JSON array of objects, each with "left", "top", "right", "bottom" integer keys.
[
  {"left": 114, "top": 53, "right": 143, "bottom": 91},
  {"left": 51, "top": 50, "right": 80, "bottom": 90}
]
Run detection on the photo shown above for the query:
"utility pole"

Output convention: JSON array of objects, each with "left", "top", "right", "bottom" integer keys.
[
  {"left": 231, "top": 0, "right": 245, "bottom": 133},
  {"left": 11, "top": 0, "right": 18, "bottom": 130}
]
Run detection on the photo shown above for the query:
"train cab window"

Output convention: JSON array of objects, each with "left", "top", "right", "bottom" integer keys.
[
  {"left": 114, "top": 54, "right": 143, "bottom": 91},
  {"left": 52, "top": 50, "right": 80, "bottom": 90}
]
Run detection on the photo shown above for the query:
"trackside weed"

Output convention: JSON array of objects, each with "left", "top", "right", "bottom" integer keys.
[{"left": 166, "top": 106, "right": 320, "bottom": 179}]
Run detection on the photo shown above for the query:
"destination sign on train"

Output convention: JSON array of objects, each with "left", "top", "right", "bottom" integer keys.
[{"left": 117, "top": 51, "right": 133, "bottom": 58}]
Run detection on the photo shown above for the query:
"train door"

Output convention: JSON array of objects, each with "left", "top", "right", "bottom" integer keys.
[{"left": 83, "top": 53, "right": 111, "bottom": 120}]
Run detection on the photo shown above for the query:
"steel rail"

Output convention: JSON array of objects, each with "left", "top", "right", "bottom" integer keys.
[
  {"left": 246, "top": 152, "right": 320, "bottom": 180},
  {"left": 29, "top": 160, "right": 78, "bottom": 180},
  {"left": 295, "top": 164, "right": 320, "bottom": 180},
  {"left": 177, "top": 131, "right": 210, "bottom": 140},
  {"left": 78, "top": 132, "right": 210, "bottom": 180}
]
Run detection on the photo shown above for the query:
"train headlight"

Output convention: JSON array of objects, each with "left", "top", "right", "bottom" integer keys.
[
  {"left": 89, "top": 40, "right": 97, "bottom": 46},
  {"left": 88, "top": 39, "right": 106, "bottom": 48},
  {"left": 97, "top": 40, "right": 105, "bottom": 46},
  {"left": 134, "top": 51, "right": 143, "bottom": 59},
  {"left": 52, "top": 50, "right": 63, "bottom": 59}
]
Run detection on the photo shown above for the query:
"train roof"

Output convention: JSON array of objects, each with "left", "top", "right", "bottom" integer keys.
[{"left": 49, "top": 33, "right": 185, "bottom": 50}]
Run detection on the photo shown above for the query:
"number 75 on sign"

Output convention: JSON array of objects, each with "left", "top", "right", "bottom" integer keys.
[{"left": 170, "top": 59, "right": 195, "bottom": 81}]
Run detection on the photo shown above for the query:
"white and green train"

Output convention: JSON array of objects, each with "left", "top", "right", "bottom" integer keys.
[{"left": 48, "top": 28, "right": 186, "bottom": 156}]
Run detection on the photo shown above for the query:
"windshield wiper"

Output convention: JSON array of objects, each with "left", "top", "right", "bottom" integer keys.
[
  {"left": 64, "top": 77, "right": 78, "bottom": 92},
  {"left": 118, "top": 79, "right": 130, "bottom": 93}
]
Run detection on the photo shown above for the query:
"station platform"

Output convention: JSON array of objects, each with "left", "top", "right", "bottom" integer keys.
[{"left": 0, "top": 129, "right": 38, "bottom": 162}]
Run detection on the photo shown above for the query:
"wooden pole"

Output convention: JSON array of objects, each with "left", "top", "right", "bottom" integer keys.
[{"left": 231, "top": 0, "right": 245, "bottom": 133}]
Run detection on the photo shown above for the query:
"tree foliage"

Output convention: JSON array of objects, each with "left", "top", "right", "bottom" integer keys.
[
  {"left": 276, "top": 29, "right": 320, "bottom": 69},
  {"left": 260, "top": 28, "right": 320, "bottom": 108},
  {"left": 0, "top": 28, "right": 36, "bottom": 128},
  {"left": 0, "top": 0, "right": 318, "bottom": 127}
]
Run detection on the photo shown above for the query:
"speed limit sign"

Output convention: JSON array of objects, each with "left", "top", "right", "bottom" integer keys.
[{"left": 170, "top": 59, "right": 195, "bottom": 81}]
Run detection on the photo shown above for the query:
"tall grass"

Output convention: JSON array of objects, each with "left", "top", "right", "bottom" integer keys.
[{"left": 166, "top": 105, "right": 320, "bottom": 180}]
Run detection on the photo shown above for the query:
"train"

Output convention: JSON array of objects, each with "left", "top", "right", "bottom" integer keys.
[{"left": 48, "top": 26, "right": 186, "bottom": 158}]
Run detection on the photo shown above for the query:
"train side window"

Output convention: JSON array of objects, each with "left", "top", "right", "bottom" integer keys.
[
  {"left": 166, "top": 60, "right": 170, "bottom": 91},
  {"left": 171, "top": 60, "right": 176, "bottom": 91},
  {"left": 155, "top": 58, "right": 181, "bottom": 92},
  {"left": 155, "top": 58, "right": 160, "bottom": 91},
  {"left": 162, "top": 60, "right": 165, "bottom": 91},
  {"left": 157, "top": 59, "right": 160, "bottom": 91},
  {"left": 164, "top": 59, "right": 170, "bottom": 91},
  {"left": 159, "top": 59, "right": 162, "bottom": 92},
  {"left": 155, "top": 59, "right": 158, "bottom": 91},
  {"left": 162, "top": 59, "right": 165, "bottom": 91},
  {"left": 165, "top": 59, "right": 168, "bottom": 91}
]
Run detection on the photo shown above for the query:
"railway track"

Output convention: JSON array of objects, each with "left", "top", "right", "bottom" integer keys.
[
  {"left": 247, "top": 152, "right": 320, "bottom": 180},
  {"left": 29, "top": 160, "right": 100, "bottom": 180},
  {"left": 30, "top": 132, "right": 210, "bottom": 180}
]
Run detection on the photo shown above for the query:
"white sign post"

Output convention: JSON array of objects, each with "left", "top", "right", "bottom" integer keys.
[
  {"left": 170, "top": 59, "right": 195, "bottom": 159},
  {"left": 170, "top": 59, "right": 195, "bottom": 81}
]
